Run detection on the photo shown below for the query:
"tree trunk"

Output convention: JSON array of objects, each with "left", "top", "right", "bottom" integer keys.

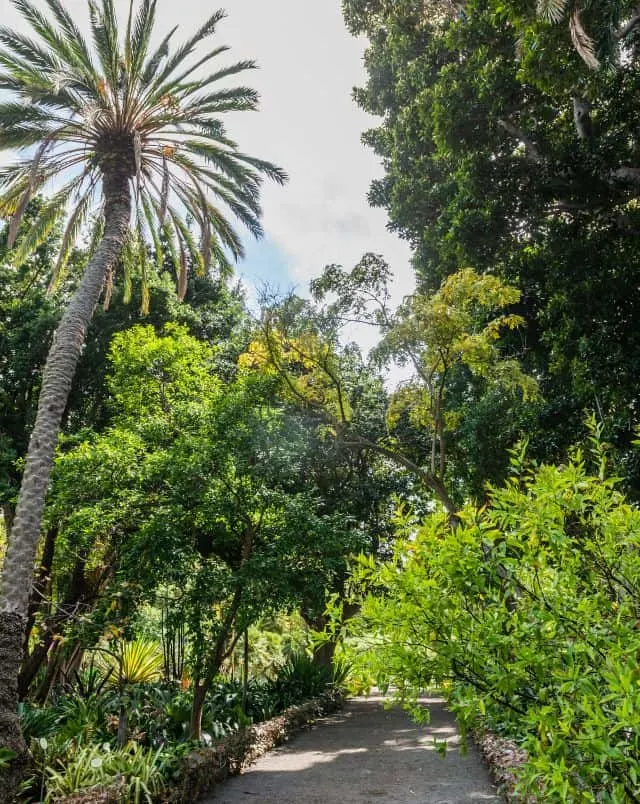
[
  {"left": 2, "top": 504, "right": 14, "bottom": 542},
  {"left": 33, "top": 639, "right": 63, "bottom": 704},
  {"left": 313, "top": 638, "right": 336, "bottom": 668},
  {"left": 0, "top": 611, "right": 29, "bottom": 800},
  {"left": 242, "top": 628, "right": 249, "bottom": 714},
  {"left": 0, "top": 168, "right": 131, "bottom": 796},
  {"left": 117, "top": 703, "right": 128, "bottom": 748},
  {"left": 188, "top": 586, "right": 244, "bottom": 740},
  {"left": 18, "top": 630, "right": 55, "bottom": 700},
  {"left": 189, "top": 682, "right": 208, "bottom": 741}
]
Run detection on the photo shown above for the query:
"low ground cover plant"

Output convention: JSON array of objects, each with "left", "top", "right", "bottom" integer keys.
[{"left": 19, "top": 651, "right": 344, "bottom": 802}]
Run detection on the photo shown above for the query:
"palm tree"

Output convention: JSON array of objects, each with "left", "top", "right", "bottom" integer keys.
[{"left": 0, "top": 0, "right": 285, "bottom": 787}]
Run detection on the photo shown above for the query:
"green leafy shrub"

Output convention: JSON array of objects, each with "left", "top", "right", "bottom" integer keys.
[
  {"left": 270, "top": 653, "right": 334, "bottom": 710},
  {"left": 44, "top": 742, "right": 166, "bottom": 803},
  {"left": 21, "top": 695, "right": 110, "bottom": 750},
  {"left": 347, "top": 444, "right": 640, "bottom": 801}
]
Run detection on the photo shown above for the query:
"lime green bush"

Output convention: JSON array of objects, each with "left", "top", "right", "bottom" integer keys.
[{"left": 347, "top": 444, "right": 640, "bottom": 801}]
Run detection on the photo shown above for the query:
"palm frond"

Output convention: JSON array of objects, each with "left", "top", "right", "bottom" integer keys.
[
  {"left": 141, "top": 26, "right": 177, "bottom": 84},
  {"left": 0, "top": 0, "right": 285, "bottom": 303},
  {"left": 42, "top": 0, "right": 94, "bottom": 71},
  {"left": 88, "top": 0, "right": 119, "bottom": 86},
  {"left": 10, "top": 183, "right": 73, "bottom": 266},
  {"left": 7, "top": 138, "right": 52, "bottom": 247},
  {"left": 49, "top": 183, "right": 96, "bottom": 291},
  {"left": 159, "top": 155, "right": 169, "bottom": 223},
  {"left": 570, "top": 9, "right": 600, "bottom": 69},
  {"left": 160, "top": 218, "right": 181, "bottom": 279},
  {"left": 171, "top": 44, "right": 231, "bottom": 88},
  {"left": 140, "top": 191, "right": 163, "bottom": 271},
  {"left": 173, "top": 211, "right": 204, "bottom": 278},
  {"left": 536, "top": 0, "right": 569, "bottom": 23},
  {"left": 0, "top": 28, "right": 63, "bottom": 72},
  {"left": 171, "top": 54, "right": 254, "bottom": 97},
  {"left": 209, "top": 235, "right": 233, "bottom": 279},
  {"left": 235, "top": 154, "right": 288, "bottom": 186},
  {"left": 153, "top": 9, "right": 227, "bottom": 87},
  {"left": 128, "top": 0, "right": 156, "bottom": 80},
  {"left": 11, "top": 0, "right": 84, "bottom": 71}
]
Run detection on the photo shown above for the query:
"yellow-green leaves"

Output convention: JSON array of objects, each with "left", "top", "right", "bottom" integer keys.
[
  {"left": 98, "top": 639, "right": 163, "bottom": 686},
  {"left": 239, "top": 327, "right": 353, "bottom": 425},
  {"left": 381, "top": 268, "right": 538, "bottom": 479},
  {"left": 380, "top": 268, "right": 532, "bottom": 395}
]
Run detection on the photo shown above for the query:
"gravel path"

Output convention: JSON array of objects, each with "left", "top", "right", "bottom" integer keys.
[{"left": 205, "top": 695, "right": 501, "bottom": 803}]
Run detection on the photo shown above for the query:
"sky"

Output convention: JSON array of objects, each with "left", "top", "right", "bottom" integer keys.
[{"left": 4, "top": 0, "right": 415, "bottom": 357}]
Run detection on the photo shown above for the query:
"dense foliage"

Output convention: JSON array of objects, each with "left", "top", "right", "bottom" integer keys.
[
  {"left": 343, "top": 432, "right": 640, "bottom": 800},
  {"left": 343, "top": 0, "right": 640, "bottom": 490},
  {"left": 2, "top": 0, "right": 640, "bottom": 800}
]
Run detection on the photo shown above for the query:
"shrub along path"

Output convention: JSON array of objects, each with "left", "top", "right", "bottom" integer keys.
[{"left": 206, "top": 695, "right": 501, "bottom": 803}]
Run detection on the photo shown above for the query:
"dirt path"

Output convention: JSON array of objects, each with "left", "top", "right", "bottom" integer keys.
[{"left": 205, "top": 695, "right": 501, "bottom": 803}]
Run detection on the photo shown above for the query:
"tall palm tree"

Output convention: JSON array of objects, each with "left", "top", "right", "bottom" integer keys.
[{"left": 0, "top": 0, "right": 285, "bottom": 787}]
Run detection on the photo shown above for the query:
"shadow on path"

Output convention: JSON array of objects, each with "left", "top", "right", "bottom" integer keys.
[{"left": 206, "top": 696, "right": 501, "bottom": 803}]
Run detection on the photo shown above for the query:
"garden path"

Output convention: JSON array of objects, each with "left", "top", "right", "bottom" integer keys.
[{"left": 205, "top": 695, "right": 501, "bottom": 803}]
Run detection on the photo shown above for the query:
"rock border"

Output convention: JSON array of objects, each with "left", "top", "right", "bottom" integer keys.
[
  {"left": 166, "top": 689, "right": 344, "bottom": 802},
  {"left": 474, "top": 729, "right": 537, "bottom": 803}
]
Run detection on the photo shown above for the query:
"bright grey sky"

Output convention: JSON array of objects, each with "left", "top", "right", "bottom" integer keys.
[{"left": 5, "top": 0, "right": 414, "bottom": 354}]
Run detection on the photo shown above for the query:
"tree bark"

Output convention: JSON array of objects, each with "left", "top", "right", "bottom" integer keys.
[
  {"left": 0, "top": 611, "right": 29, "bottom": 799},
  {"left": 188, "top": 585, "right": 244, "bottom": 740},
  {"left": 242, "top": 628, "right": 249, "bottom": 714},
  {"left": 0, "top": 167, "right": 131, "bottom": 796},
  {"left": 189, "top": 682, "right": 208, "bottom": 741}
]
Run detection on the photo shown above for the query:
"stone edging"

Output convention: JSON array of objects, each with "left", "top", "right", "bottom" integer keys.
[
  {"left": 474, "top": 729, "right": 538, "bottom": 803},
  {"left": 167, "top": 689, "right": 344, "bottom": 802}
]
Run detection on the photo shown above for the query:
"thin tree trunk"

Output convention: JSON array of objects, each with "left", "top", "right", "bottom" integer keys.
[
  {"left": 18, "top": 630, "right": 55, "bottom": 700},
  {"left": 189, "top": 682, "right": 208, "bottom": 741},
  {"left": 33, "top": 639, "right": 63, "bottom": 704},
  {"left": 2, "top": 503, "right": 14, "bottom": 542},
  {"left": 0, "top": 168, "right": 131, "bottom": 798},
  {"left": 189, "top": 586, "right": 244, "bottom": 740},
  {"left": 242, "top": 628, "right": 249, "bottom": 714},
  {"left": 23, "top": 526, "right": 57, "bottom": 655}
]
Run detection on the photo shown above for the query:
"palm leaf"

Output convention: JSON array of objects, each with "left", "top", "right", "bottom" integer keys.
[
  {"left": 49, "top": 183, "right": 96, "bottom": 291},
  {"left": 159, "top": 155, "right": 169, "bottom": 223},
  {"left": 569, "top": 9, "right": 600, "bottom": 69},
  {"left": 128, "top": 0, "right": 156, "bottom": 81},
  {"left": 141, "top": 26, "right": 176, "bottom": 85},
  {"left": 41, "top": 0, "right": 94, "bottom": 72},
  {"left": 7, "top": 138, "right": 52, "bottom": 248},
  {"left": 10, "top": 183, "right": 74, "bottom": 266},
  {"left": 536, "top": 0, "right": 569, "bottom": 23},
  {"left": 100, "top": 640, "right": 163, "bottom": 686},
  {"left": 0, "top": 0, "right": 285, "bottom": 306},
  {"left": 140, "top": 192, "right": 163, "bottom": 271},
  {"left": 152, "top": 9, "right": 227, "bottom": 88}
]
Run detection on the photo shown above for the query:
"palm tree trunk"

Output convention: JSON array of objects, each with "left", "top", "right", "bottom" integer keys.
[{"left": 0, "top": 168, "right": 131, "bottom": 798}]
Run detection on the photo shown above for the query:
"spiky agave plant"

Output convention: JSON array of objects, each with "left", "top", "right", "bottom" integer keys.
[{"left": 0, "top": 0, "right": 285, "bottom": 790}]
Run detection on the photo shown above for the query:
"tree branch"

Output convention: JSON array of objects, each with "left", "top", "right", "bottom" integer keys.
[
  {"left": 616, "top": 8, "right": 640, "bottom": 40},
  {"left": 497, "top": 118, "right": 544, "bottom": 164}
]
